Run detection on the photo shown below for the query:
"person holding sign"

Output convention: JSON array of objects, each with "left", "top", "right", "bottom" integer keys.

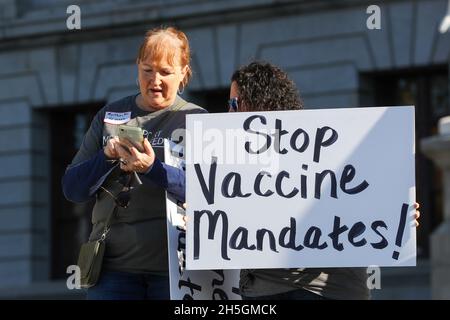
[
  {"left": 62, "top": 27, "right": 206, "bottom": 300},
  {"left": 227, "top": 62, "right": 367, "bottom": 300},
  {"left": 223, "top": 62, "right": 420, "bottom": 300},
  {"left": 145, "top": 61, "right": 420, "bottom": 300}
]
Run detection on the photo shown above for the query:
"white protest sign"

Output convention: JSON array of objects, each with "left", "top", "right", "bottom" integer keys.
[
  {"left": 185, "top": 106, "right": 416, "bottom": 270},
  {"left": 164, "top": 140, "right": 241, "bottom": 300}
]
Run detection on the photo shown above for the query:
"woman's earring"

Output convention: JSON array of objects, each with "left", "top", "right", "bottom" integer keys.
[
  {"left": 177, "top": 85, "right": 184, "bottom": 95},
  {"left": 136, "top": 78, "right": 140, "bottom": 88}
]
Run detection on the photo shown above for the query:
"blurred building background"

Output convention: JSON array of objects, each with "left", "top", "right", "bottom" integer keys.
[{"left": 0, "top": 0, "right": 448, "bottom": 299}]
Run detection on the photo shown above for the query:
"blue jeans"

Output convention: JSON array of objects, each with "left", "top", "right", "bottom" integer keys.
[
  {"left": 242, "top": 288, "right": 328, "bottom": 300},
  {"left": 87, "top": 271, "right": 170, "bottom": 300}
]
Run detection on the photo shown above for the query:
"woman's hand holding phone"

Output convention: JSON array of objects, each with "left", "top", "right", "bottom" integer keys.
[
  {"left": 104, "top": 137, "right": 123, "bottom": 160},
  {"left": 116, "top": 138, "right": 155, "bottom": 173}
]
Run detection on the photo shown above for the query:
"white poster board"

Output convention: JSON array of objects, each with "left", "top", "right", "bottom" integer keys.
[
  {"left": 185, "top": 106, "right": 416, "bottom": 270},
  {"left": 165, "top": 140, "right": 241, "bottom": 300}
]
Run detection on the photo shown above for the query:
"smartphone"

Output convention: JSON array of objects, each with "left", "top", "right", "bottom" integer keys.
[{"left": 118, "top": 124, "right": 144, "bottom": 152}]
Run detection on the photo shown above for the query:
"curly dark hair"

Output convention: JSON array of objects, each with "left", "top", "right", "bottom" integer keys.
[{"left": 231, "top": 61, "right": 303, "bottom": 112}]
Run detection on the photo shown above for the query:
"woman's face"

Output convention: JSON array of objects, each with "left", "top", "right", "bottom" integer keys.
[{"left": 137, "top": 54, "right": 187, "bottom": 110}]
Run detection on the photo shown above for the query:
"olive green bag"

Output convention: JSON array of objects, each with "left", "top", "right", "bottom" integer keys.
[
  {"left": 77, "top": 206, "right": 117, "bottom": 289},
  {"left": 77, "top": 239, "right": 105, "bottom": 288}
]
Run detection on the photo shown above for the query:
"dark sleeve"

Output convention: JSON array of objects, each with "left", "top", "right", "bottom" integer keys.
[
  {"left": 62, "top": 150, "right": 117, "bottom": 203},
  {"left": 143, "top": 158, "right": 186, "bottom": 203},
  {"left": 61, "top": 108, "right": 116, "bottom": 203}
]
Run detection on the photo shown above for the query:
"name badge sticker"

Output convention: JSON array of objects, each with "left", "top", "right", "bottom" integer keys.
[{"left": 104, "top": 111, "right": 131, "bottom": 124}]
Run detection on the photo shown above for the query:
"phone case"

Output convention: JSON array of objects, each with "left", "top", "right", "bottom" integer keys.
[{"left": 118, "top": 125, "right": 144, "bottom": 151}]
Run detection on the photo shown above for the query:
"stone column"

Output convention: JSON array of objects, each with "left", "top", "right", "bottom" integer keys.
[{"left": 421, "top": 116, "right": 450, "bottom": 299}]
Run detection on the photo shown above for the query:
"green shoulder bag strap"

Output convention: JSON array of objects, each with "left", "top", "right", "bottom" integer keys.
[{"left": 98, "top": 173, "right": 133, "bottom": 242}]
